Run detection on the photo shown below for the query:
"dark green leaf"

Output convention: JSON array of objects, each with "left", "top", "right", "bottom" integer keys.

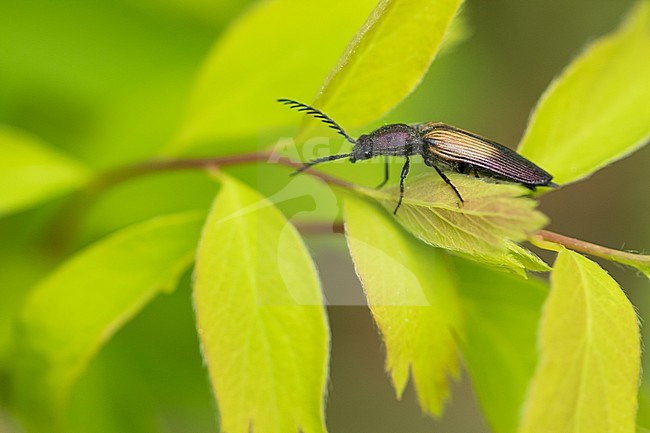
[
  {"left": 454, "top": 257, "right": 548, "bottom": 433},
  {"left": 11, "top": 212, "right": 204, "bottom": 431}
]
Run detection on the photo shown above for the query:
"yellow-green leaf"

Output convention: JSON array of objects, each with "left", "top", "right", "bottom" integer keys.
[
  {"left": 359, "top": 174, "right": 549, "bottom": 273},
  {"left": 454, "top": 257, "right": 548, "bottom": 433},
  {"left": 0, "top": 125, "right": 89, "bottom": 216},
  {"left": 344, "top": 194, "right": 461, "bottom": 417},
  {"left": 193, "top": 174, "right": 329, "bottom": 433},
  {"left": 520, "top": 249, "right": 640, "bottom": 433},
  {"left": 170, "top": 0, "right": 377, "bottom": 155},
  {"left": 11, "top": 211, "right": 204, "bottom": 432},
  {"left": 302, "top": 0, "right": 464, "bottom": 138},
  {"left": 518, "top": 2, "right": 650, "bottom": 185}
]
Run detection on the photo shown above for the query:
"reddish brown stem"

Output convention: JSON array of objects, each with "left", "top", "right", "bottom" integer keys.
[
  {"left": 296, "top": 222, "right": 345, "bottom": 235},
  {"left": 91, "top": 151, "right": 354, "bottom": 192},
  {"left": 533, "top": 229, "right": 649, "bottom": 270}
]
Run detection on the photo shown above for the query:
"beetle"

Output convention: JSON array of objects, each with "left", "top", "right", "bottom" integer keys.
[{"left": 279, "top": 98, "right": 557, "bottom": 214}]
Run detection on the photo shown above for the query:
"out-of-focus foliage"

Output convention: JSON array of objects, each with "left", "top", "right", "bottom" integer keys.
[
  {"left": 171, "top": 0, "right": 378, "bottom": 155},
  {"left": 12, "top": 212, "right": 204, "bottom": 431},
  {"left": 518, "top": 2, "right": 650, "bottom": 186},
  {"left": 0, "top": 126, "right": 88, "bottom": 216},
  {"left": 0, "top": 0, "right": 223, "bottom": 167}
]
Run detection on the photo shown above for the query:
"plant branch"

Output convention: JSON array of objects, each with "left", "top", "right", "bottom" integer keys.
[
  {"left": 88, "top": 151, "right": 355, "bottom": 193},
  {"left": 297, "top": 220, "right": 649, "bottom": 274},
  {"left": 90, "top": 152, "right": 272, "bottom": 191},
  {"left": 531, "top": 229, "right": 650, "bottom": 273},
  {"left": 296, "top": 221, "right": 345, "bottom": 235}
]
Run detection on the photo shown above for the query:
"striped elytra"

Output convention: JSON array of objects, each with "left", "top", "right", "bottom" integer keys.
[{"left": 417, "top": 122, "right": 554, "bottom": 186}]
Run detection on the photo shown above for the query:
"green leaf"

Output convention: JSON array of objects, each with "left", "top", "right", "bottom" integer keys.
[
  {"left": 302, "top": 0, "right": 464, "bottom": 138},
  {"left": 439, "top": 12, "right": 471, "bottom": 55},
  {"left": 193, "top": 174, "right": 329, "bottom": 433},
  {"left": 518, "top": 2, "right": 650, "bottom": 185},
  {"left": 0, "top": 1, "right": 221, "bottom": 168},
  {"left": 344, "top": 194, "right": 461, "bottom": 417},
  {"left": 638, "top": 385, "right": 650, "bottom": 430},
  {"left": 359, "top": 174, "right": 550, "bottom": 273},
  {"left": 11, "top": 211, "right": 204, "bottom": 432},
  {"left": 170, "top": 0, "right": 378, "bottom": 155},
  {"left": 454, "top": 257, "right": 548, "bottom": 433},
  {"left": 0, "top": 125, "right": 89, "bottom": 216},
  {"left": 520, "top": 249, "right": 640, "bottom": 433}
]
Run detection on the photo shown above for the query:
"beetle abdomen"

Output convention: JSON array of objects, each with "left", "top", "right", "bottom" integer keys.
[{"left": 420, "top": 123, "right": 554, "bottom": 186}]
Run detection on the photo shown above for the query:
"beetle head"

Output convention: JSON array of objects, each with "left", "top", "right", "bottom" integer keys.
[{"left": 350, "top": 134, "right": 373, "bottom": 163}]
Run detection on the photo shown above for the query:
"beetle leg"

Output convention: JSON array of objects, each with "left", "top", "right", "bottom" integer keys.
[
  {"left": 433, "top": 166, "right": 464, "bottom": 204},
  {"left": 376, "top": 156, "right": 390, "bottom": 189},
  {"left": 394, "top": 156, "right": 410, "bottom": 214}
]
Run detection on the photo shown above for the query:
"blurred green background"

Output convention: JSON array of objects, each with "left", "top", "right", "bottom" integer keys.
[{"left": 0, "top": 0, "right": 647, "bottom": 432}]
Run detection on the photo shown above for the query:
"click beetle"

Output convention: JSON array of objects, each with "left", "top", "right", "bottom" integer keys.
[{"left": 279, "top": 98, "right": 557, "bottom": 214}]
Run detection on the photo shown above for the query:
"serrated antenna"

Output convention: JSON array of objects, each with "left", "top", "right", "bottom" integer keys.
[{"left": 277, "top": 98, "right": 356, "bottom": 144}]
